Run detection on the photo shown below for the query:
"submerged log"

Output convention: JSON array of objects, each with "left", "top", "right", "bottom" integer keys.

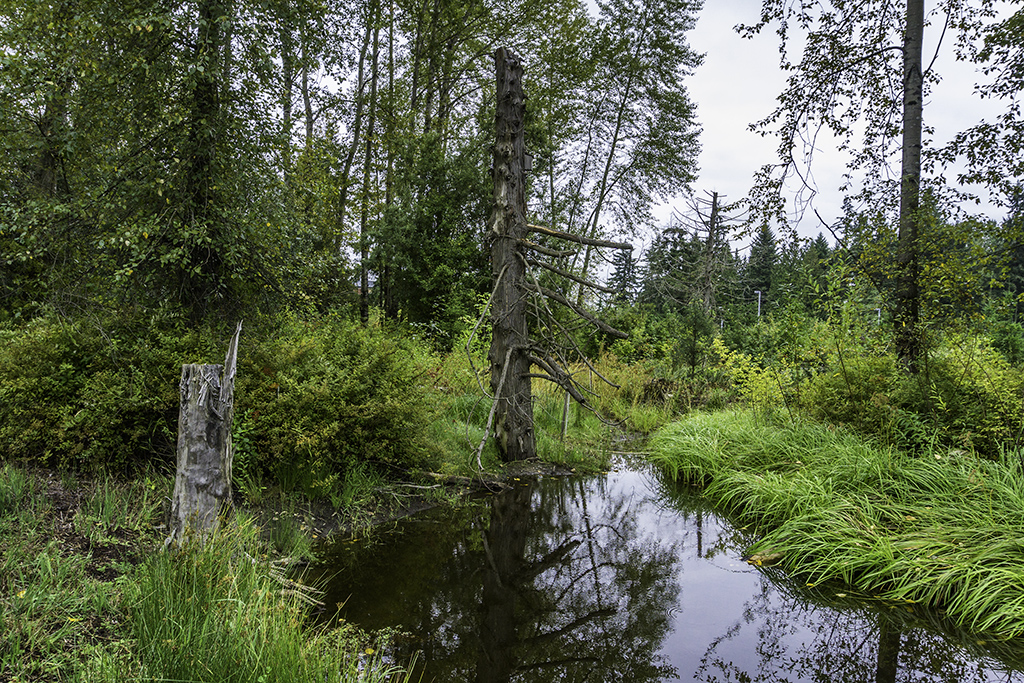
[{"left": 165, "top": 322, "right": 242, "bottom": 549}]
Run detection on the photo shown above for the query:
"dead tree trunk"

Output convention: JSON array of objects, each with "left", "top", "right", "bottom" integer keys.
[
  {"left": 488, "top": 48, "right": 535, "bottom": 462},
  {"left": 166, "top": 322, "right": 242, "bottom": 548},
  {"left": 481, "top": 49, "right": 631, "bottom": 464}
]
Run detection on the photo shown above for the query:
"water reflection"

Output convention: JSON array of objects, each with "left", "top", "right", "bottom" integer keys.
[{"left": 312, "top": 467, "right": 1024, "bottom": 683}]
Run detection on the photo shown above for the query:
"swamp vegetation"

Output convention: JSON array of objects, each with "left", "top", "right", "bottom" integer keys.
[{"left": 3, "top": 0, "right": 1024, "bottom": 678}]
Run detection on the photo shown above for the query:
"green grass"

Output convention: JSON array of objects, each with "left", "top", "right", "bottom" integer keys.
[
  {"left": 422, "top": 382, "right": 614, "bottom": 476},
  {"left": 0, "top": 465, "right": 414, "bottom": 682},
  {"left": 649, "top": 409, "right": 1024, "bottom": 637},
  {"left": 134, "top": 516, "right": 411, "bottom": 683}
]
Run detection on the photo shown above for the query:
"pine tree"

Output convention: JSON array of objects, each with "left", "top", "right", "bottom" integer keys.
[
  {"left": 607, "top": 249, "right": 639, "bottom": 304},
  {"left": 746, "top": 223, "right": 777, "bottom": 299}
]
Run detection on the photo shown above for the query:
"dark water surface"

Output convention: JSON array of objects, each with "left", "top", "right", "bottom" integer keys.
[{"left": 310, "top": 466, "right": 1024, "bottom": 682}]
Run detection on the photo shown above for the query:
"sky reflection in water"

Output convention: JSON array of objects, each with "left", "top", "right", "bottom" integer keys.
[{"left": 312, "top": 466, "right": 1024, "bottom": 683}]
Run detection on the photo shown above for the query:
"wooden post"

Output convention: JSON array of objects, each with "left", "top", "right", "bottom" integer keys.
[
  {"left": 488, "top": 47, "right": 535, "bottom": 462},
  {"left": 165, "top": 322, "right": 242, "bottom": 548}
]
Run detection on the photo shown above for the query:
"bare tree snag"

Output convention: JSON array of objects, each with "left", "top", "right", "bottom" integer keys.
[
  {"left": 488, "top": 47, "right": 535, "bottom": 462},
  {"left": 482, "top": 48, "right": 633, "bottom": 463},
  {"left": 166, "top": 322, "right": 242, "bottom": 548}
]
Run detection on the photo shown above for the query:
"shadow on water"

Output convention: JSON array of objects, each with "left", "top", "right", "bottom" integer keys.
[{"left": 309, "top": 465, "right": 1024, "bottom": 683}]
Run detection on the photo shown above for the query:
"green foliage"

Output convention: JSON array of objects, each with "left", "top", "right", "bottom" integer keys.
[
  {"left": 133, "top": 517, "right": 409, "bottom": 682},
  {"left": 236, "top": 313, "right": 433, "bottom": 494},
  {"left": 799, "top": 333, "right": 1024, "bottom": 459},
  {"left": 0, "top": 464, "right": 32, "bottom": 518},
  {"left": 232, "top": 410, "right": 266, "bottom": 504},
  {"left": 650, "top": 409, "right": 1024, "bottom": 636},
  {"left": 799, "top": 354, "right": 897, "bottom": 434},
  {"left": 0, "top": 314, "right": 216, "bottom": 470},
  {"left": 711, "top": 337, "right": 791, "bottom": 418},
  {"left": 0, "top": 311, "right": 434, "bottom": 495}
]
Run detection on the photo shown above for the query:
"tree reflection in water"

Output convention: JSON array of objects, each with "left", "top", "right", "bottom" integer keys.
[
  {"left": 315, "top": 469, "right": 1024, "bottom": 683},
  {"left": 476, "top": 476, "right": 681, "bottom": 682}
]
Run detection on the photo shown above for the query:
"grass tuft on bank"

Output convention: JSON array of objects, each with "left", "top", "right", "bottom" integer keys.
[
  {"left": 0, "top": 465, "right": 414, "bottom": 682},
  {"left": 649, "top": 410, "right": 1024, "bottom": 637}
]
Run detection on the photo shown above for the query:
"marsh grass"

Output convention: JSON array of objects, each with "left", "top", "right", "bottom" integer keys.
[
  {"left": 1, "top": 466, "right": 414, "bottom": 682},
  {"left": 0, "top": 463, "right": 33, "bottom": 516},
  {"left": 650, "top": 409, "right": 1024, "bottom": 636},
  {"left": 134, "top": 516, "right": 413, "bottom": 683},
  {"left": 0, "top": 466, "right": 140, "bottom": 681}
]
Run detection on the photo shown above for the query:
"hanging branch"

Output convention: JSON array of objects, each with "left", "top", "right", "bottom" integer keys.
[
  {"left": 519, "top": 260, "right": 621, "bottom": 391},
  {"left": 476, "top": 346, "right": 514, "bottom": 470},
  {"left": 525, "top": 258, "right": 616, "bottom": 294},
  {"left": 519, "top": 239, "right": 579, "bottom": 258},
  {"left": 524, "top": 282, "right": 629, "bottom": 339}
]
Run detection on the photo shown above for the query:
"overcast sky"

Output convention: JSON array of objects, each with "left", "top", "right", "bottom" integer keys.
[{"left": 669, "top": 1, "right": 1011, "bottom": 250}]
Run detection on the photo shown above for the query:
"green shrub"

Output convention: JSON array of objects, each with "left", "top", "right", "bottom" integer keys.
[
  {"left": 798, "top": 353, "right": 897, "bottom": 434},
  {"left": 235, "top": 313, "right": 433, "bottom": 493},
  {"left": 0, "top": 311, "right": 434, "bottom": 490},
  {"left": 892, "top": 335, "right": 1024, "bottom": 457},
  {"left": 797, "top": 333, "right": 1024, "bottom": 459},
  {"left": 0, "top": 315, "right": 215, "bottom": 470}
]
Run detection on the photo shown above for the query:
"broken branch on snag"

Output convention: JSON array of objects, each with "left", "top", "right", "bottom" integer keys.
[
  {"left": 519, "top": 262, "right": 621, "bottom": 390},
  {"left": 519, "top": 239, "right": 579, "bottom": 258},
  {"left": 524, "top": 283, "right": 629, "bottom": 339},
  {"left": 526, "top": 258, "right": 616, "bottom": 294},
  {"left": 527, "top": 223, "right": 632, "bottom": 250},
  {"left": 524, "top": 354, "right": 590, "bottom": 406}
]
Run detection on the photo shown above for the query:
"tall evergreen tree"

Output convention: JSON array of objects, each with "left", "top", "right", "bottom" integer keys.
[
  {"left": 746, "top": 223, "right": 777, "bottom": 300},
  {"left": 607, "top": 248, "right": 639, "bottom": 304}
]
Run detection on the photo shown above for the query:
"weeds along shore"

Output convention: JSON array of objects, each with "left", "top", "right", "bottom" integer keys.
[
  {"left": 648, "top": 409, "right": 1024, "bottom": 637},
  {"left": 0, "top": 464, "right": 416, "bottom": 683}
]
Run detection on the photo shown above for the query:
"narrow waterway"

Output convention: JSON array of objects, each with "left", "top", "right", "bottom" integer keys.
[{"left": 310, "top": 464, "right": 1024, "bottom": 682}]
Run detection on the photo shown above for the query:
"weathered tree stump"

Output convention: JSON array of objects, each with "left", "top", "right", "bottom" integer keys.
[{"left": 165, "top": 322, "right": 241, "bottom": 549}]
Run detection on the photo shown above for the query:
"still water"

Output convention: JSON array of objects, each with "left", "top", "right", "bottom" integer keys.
[{"left": 311, "top": 465, "right": 1024, "bottom": 682}]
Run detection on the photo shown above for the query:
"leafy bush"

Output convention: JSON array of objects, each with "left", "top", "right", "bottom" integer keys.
[
  {"left": 0, "top": 315, "right": 215, "bottom": 470},
  {"left": 235, "top": 313, "right": 433, "bottom": 493},
  {"left": 0, "top": 312, "right": 434, "bottom": 489},
  {"left": 798, "top": 333, "right": 1024, "bottom": 459},
  {"left": 893, "top": 335, "right": 1024, "bottom": 457},
  {"left": 798, "top": 353, "right": 897, "bottom": 434}
]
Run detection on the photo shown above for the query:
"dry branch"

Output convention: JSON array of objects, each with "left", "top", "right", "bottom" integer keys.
[
  {"left": 527, "top": 223, "right": 632, "bottom": 250},
  {"left": 525, "top": 283, "right": 629, "bottom": 339},
  {"left": 526, "top": 258, "right": 615, "bottom": 294},
  {"left": 519, "top": 239, "right": 579, "bottom": 258}
]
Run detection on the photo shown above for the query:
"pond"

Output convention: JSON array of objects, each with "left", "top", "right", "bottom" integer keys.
[{"left": 309, "top": 464, "right": 1024, "bottom": 682}]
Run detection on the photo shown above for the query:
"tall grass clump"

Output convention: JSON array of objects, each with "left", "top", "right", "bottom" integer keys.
[
  {"left": 0, "top": 464, "right": 33, "bottom": 517},
  {"left": 650, "top": 409, "right": 1024, "bottom": 636},
  {"left": 134, "top": 517, "right": 411, "bottom": 682}
]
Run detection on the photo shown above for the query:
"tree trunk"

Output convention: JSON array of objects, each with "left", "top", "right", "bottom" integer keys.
[
  {"left": 359, "top": 4, "right": 380, "bottom": 324},
  {"left": 165, "top": 322, "right": 242, "bottom": 548},
  {"left": 488, "top": 47, "right": 535, "bottom": 462},
  {"left": 895, "top": 0, "right": 924, "bottom": 372},
  {"left": 335, "top": 12, "right": 373, "bottom": 252},
  {"left": 280, "top": 1, "right": 294, "bottom": 174}
]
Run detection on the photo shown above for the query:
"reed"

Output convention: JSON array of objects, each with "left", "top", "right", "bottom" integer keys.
[
  {"left": 649, "top": 409, "right": 1024, "bottom": 636},
  {"left": 133, "top": 515, "right": 413, "bottom": 682}
]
